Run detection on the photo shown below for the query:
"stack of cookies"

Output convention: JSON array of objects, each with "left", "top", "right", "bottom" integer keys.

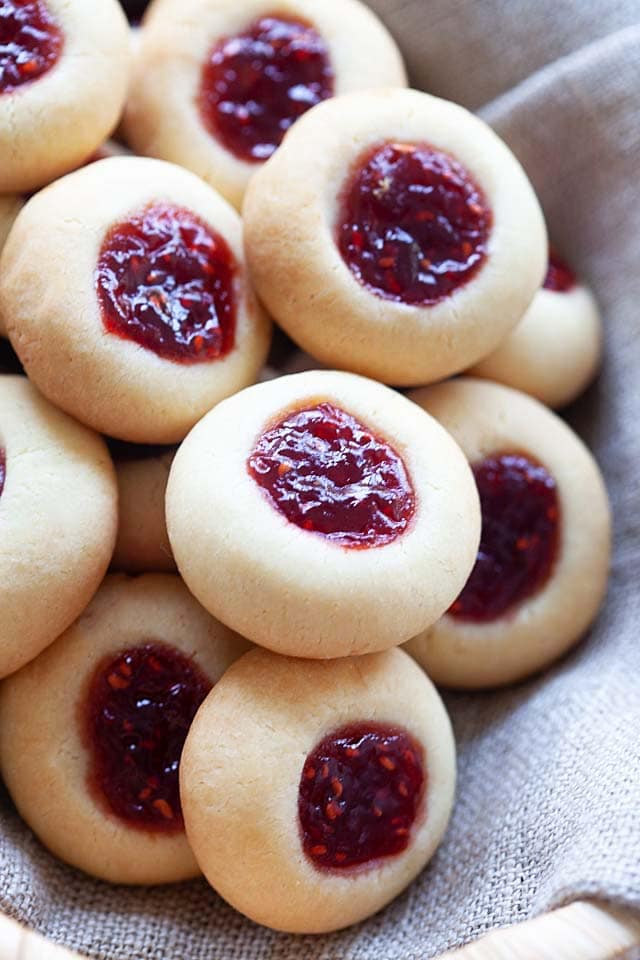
[{"left": 0, "top": 0, "right": 610, "bottom": 936}]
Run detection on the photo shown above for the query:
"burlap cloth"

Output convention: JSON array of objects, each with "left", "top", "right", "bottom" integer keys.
[{"left": 1, "top": 2, "right": 639, "bottom": 957}]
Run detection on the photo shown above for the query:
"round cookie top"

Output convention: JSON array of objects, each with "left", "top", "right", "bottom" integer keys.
[
  {"left": 0, "top": 574, "right": 251, "bottom": 884},
  {"left": 180, "top": 647, "right": 455, "bottom": 932},
  {"left": 406, "top": 378, "right": 611, "bottom": 688},
  {"left": 0, "top": 156, "right": 271, "bottom": 443},
  {"left": 166, "top": 369, "right": 481, "bottom": 659},
  {"left": 0, "top": 375, "right": 117, "bottom": 679},
  {"left": 467, "top": 249, "right": 602, "bottom": 408},
  {"left": 243, "top": 88, "right": 547, "bottom": 386},
  {"left": 0, "top": 0, "right": 131, "bottom": 193},
  {"left": 124, "top": 0, "right": 407, "bottom": 208}
]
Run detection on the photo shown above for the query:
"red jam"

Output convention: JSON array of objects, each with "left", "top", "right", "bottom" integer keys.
[
  {"left": 0, "top": 0, "right": 63, "bottom": 94},
  {"left": 449, "top": 453, "right": 560, "bottom": 622},
  {"left": 247, "top": 402, "right": 415, "bottom": 548},
  {"left": 199, "top": 14, "right": 334, "bottom": 163},
  {"left": 299, "top": 723, "right": 425, "bottom": 870},
  {"left": 338, "top": 142, "right": 492, "bottom": 305},
  {"left": 543, "top": 249, "right": 577, "bottom": 293},
  {"left": 0, "top": 449, "right": 5, "bottom": 497},
  {"left": 96, "top": 203, "right": 237, "bottom": 364},
  {"left": 84, "top": 643, "right": 212, "bottom": 832}
]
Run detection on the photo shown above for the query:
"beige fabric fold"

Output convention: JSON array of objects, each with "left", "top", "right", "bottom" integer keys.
[{"left": 1, "top": 2, "right": 639, "bottom": 957}]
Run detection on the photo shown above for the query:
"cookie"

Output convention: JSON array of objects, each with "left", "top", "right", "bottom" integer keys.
[
  {"left": 181, "top": 647, "right": 455, "bottom": 932},
  {"left": 405, "top": 379, "right": 611, "bottom": 688},
  {"left": 0, "top": 376, "right": 117, "bottom": 678},
  {"left": 0, "top": 0, "right": 131, "bottom": 193},
  {"left": 166, "top": 370, "right": 480, "bottom": 658},
  {"left": 111, "top": 445, "right": 176, "bottom": 574},
  {"left": 0, "top": 574, "right": 251, "bottom": 884},
  {"left": 243, "top": 88, "right": 547, "bottom": 386},
  {"left": 0, "top": 156, "right": 271, "bottom": 443},
  {"left": 123, "top": 0, "right": 407, "bottom": 208},
  {"left": 469, "top": 250, "right": 602, "bottom": 407}
]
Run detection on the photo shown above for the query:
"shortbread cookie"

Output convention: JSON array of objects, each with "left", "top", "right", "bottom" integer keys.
[
  {"left": 0, "top": 0, "right": 131, "bottom": 193},
  {"left": 1, "top": 157, "right": 270, "bottom": 443},
  {"left": 405, "top": 379, "right": 611, "bottom": 688},
  {"left": 167, "top": 370, "right": 480, "bottom": 658},
  {"left": 0, "top": 376, "right": 117, "bottom": 678},
  {"left": 124, "top": 0, "right": 407, "bottom": 208},
  {"left": 243, "top": 88, "right": 547, "bottom": 386},
  {"left": 181, "top": 647, "right": 455, "bottom": 932},
  {"left": 111, "top": 444, "right": 176, "bottom": 573},
  {"left": 469, "top": 250, "right": 602, "bottom": 407},
  {"left": 0, "top": 574, "right": 250, "bottom": 884}
]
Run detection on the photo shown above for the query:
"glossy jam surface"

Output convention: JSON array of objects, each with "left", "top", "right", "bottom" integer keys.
[
  {"left": 338, "top": 142, "right": 491, "bottom": 305},
  {"left": 84, "top": 643, "right": 212, "bottom": 831},
  {"left": 543, "top": 249, "right": 577, "bottom": 293},
  {"left": 247, "top": 402, "right": 415, "bottom": 548},
  {"left": 299, "top": 723, "right": 425, "bottom": 870},
  {"left": 0, "top": 0, "right": 63, "bottom": 93},
  {"left": 450, "top": 453, "right": 560, "bottom": 622},
  {"left": 199, "top": 14, "right": 334, "bottom": 163},
  {"left": 96, "top": 203, "right": 237, "bottom": 364},
  {"left": 0, "top": 449, "right": 5, "bottom": 497}
]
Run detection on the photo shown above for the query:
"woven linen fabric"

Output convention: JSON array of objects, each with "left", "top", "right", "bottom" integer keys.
[{"left": 2, "top": 2, "right": 640, "bottom": 957}]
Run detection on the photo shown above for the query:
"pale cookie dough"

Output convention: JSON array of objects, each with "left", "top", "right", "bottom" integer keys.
[
  {"left": 243, "top": 88, "right": 547, "bottom": 386},
  {"left": 181, "top": 647, "right": 456, "bottom": 933},
  {"left": 0, "top": 0, "right": 131, "bottom": 193},
  {"left": 405, "top": 378, "right": 611, "bottom": 689},
  {"left": 468, "top": 262, "right": 602, "bottom": 408},
  {"left": 0, "top": 574, "right": 251, "bottom": 885},
  {"left": 111, "top": 446, "right": 176, "bottom": 573},
  {"left": 123, "top": 0, "right": 407, "bottom": 208},
  {"left": 0, "top": 157, "right": 270, "bottom": 443},
  {"left": 166, "top": 370, "right": 481, "bottom": 659},
  {"left": 0, "top": 376, "right": 117, "bottom": 678}
]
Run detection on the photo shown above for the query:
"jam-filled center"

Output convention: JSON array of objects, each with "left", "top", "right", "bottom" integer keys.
[
  {"left": 199, "top": 14, "right": 334, "bottom": 164},
  {"left": 0, "top": 0, "right": 63, "bottom": 94},
  {"left": 299, "top": 723, "right": 425, "bottom": 870},
  {"left": 338, "top": 142, "right": 492, "bottom": 306},
  {"left": 83, "top": 642, "right": 212, "bottom": 832},
  {"left": 449, "top": 453, "right": 560, "bottom": 622},
  {"left": 247, "top": 401, "right": 415, "bottom": 549},
  {"left": 96, "top": 203, "right": 237, "bottom": 365},
  {"left": 543, "top": 249, "right": 577, "bottom": 293}
]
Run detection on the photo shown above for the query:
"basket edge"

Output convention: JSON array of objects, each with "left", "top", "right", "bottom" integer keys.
[{"left": 0, "top": 901, "right": 638, "bottom": 959}]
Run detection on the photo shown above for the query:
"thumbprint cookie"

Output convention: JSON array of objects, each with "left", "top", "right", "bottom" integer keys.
[
  {"left": 181, "top": 647, "right": 455, "bottom": 932},
  {"left": 406, "top": 379, "right": 611, "bottom": 688},
  {"left": 0, "top": 0, "right": 131, "bottom": 193},
  {"left": 123, "top": 0, "right": 407, "bottom": 208},
  {"left": 0, "top": 574, "right": 251, "bottom": 884},
  {"left": 0, "top": 157, "right": 270, "bottom": 443},
  {"left": 166, "top": 370, "right": 481, "bottom": 659}
]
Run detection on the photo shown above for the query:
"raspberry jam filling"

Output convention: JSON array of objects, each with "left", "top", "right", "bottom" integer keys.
[
  {"left": 247, "top": 402, "right": 415, "bottom": 548},
  {"left": 449, "top": 453, "right": 560, "bottom": 622},
  {"left": 338, "top": 142, "right": 492, "bottom": 305},
  {"left": 0, "top": 0, "right": 63, "bottom": 94},
  {"left": 84, "top": 642, "right": 211, "bottom": 832},
  {"left": 96, "top": 203, "right": 237, "bottom": 364},
  {"left": 199, "top": 14, "right": 334, "bottom": 164},
  {"left": 0, "top": 449, "right": 6, "bottom": 497},
  {"left": 299, "top": 723, "right": 425, "bottom": 870},
  {"left": 544, "top": 249, "right": 577, "bottom": 293}
]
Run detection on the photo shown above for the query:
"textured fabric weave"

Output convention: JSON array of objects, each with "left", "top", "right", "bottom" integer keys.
[{"left": 1, "top": 2, "right": 639, "bottom": 956}]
